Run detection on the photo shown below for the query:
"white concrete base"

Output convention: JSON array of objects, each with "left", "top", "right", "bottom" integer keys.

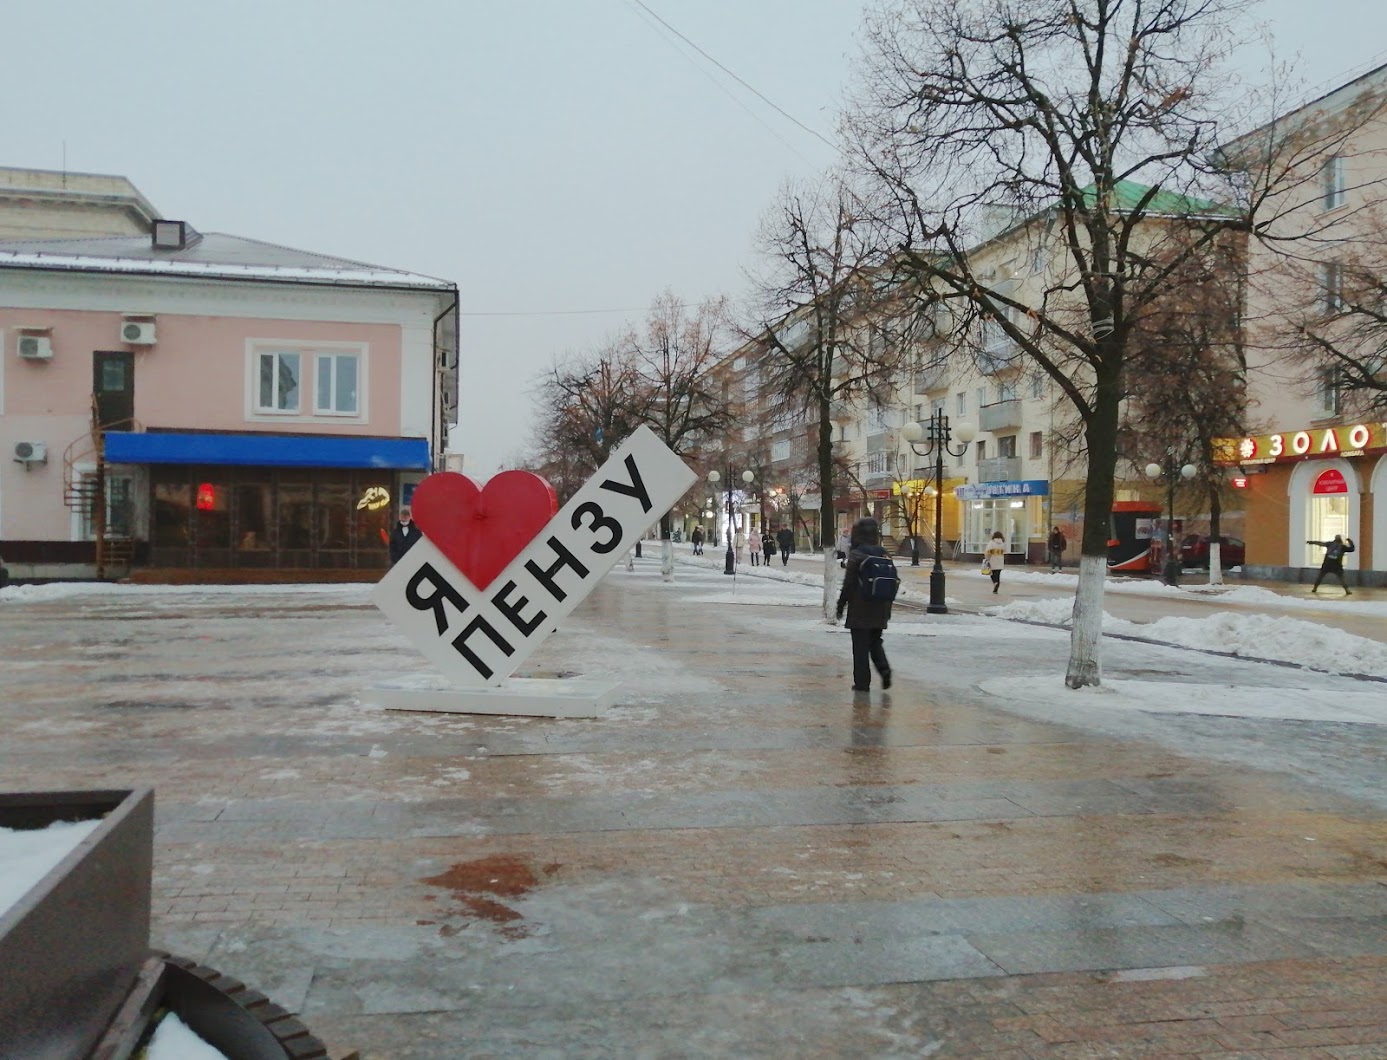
[{"left": 364, "top": 675, "right": 619, "bottom": 718}]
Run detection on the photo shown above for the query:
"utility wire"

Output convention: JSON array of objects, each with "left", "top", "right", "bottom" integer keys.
[
  {"left": 462, "top": 303, "right": 695, "bottom": 318},
  {"left": 624, "top": 0, "right": 838, "bottom": 153},
  {"left": 621, "top": 0, "right": 808, "bottom": 161}
]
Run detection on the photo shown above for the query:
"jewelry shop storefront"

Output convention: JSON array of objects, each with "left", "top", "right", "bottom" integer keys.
[
  {"left": 1219, "top": 419, "right": 1387, "bottom": 582},
  {"left": 104, "top": 431, "right": 430, "bottom": 572}
]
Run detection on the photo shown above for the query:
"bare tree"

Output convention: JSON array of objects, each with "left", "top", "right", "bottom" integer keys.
[
  {"left": 624, "top": 291, "right": 737, "bottom": 579},
  {"left": 843, "top": 0, "right": 1352, "bottom": 687},
  {"left": 1122, "top": 233, "right": 1249, "bottom": 583},
  {"left": 748, "top": 175, "right": 911, "bottom": 621}
]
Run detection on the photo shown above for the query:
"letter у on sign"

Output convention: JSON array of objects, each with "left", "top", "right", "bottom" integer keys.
[{"left": 373, "top": 425, "right": 697, "bottom": 690}]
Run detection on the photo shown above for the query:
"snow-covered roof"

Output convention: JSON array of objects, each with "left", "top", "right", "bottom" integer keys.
[{"left": 0, "top": 232, "right": 454, "bottom": 290}]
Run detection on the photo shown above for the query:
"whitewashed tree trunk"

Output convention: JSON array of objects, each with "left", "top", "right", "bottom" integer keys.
[
  {"left": 1065, "top": 553, "right": 1106, "bottom": 688},
  {"left": 822, "top": 548, "right": 838, "bottom": 623},
  {"left": 661, "top": 538, "right": 674, "bottom": 581},
  {"left": 1207, "top": 540, "right": 1223, "bottom": 586}
]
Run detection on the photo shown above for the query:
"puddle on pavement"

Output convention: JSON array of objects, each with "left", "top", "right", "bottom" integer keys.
[{"left": 420, "top": 855, "right": 562, "bottom": 939}]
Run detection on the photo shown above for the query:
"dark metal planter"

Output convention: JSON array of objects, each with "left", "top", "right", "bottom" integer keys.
[
  {"left": 0, "top": 788, "right": 153, "bottom": 1060},
  {"left": 0, "top": 789, "right": 331, "bottom": 1060}
]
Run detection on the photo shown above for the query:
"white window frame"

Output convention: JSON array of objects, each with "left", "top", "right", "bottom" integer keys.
[
  {"left": 1318, "top": 367, "right": 1342, "bottom": 417},
  {"left": 255, "top": 350, "right": 302, "bottom": 414},
  {"left": 1323, "top": 262, "right": 1344, "bottom": 314},
  {"left": 246, "top": 340, "right": 368, "bottom": 423},
  {"left": 1323, "top": 155, "right": 1346, "bottom": 211},
  {"left": 314, "top": 351, "right": 362, "bottom": 416}
]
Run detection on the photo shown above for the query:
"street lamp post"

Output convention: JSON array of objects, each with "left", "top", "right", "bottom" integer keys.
[
  {"left": 1144, "top": 455, "right": 1197, "bottom": 586},
  {"left": 901, "top": 409, "right": 976, "bottom": 614},
  {"left": 707, "top": 468, "right": 754, "bottom": 575}
]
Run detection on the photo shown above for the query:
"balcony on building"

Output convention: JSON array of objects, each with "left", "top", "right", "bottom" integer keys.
[
  {"left": 978, "top": 455, "right": 1022, "bottom": 482},
  {"left": 978, "top": 398, "right": 1023, "bottom": 432},
  {"left": 914, "top": 363, "right": 950, "bottom": 393}
]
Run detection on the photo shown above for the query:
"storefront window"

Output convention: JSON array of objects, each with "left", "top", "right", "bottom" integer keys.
[
  {"left": 194, "top": 474, "right": 232, "bottom": 550},
  {"left": 1306, "top": 494, "right": 1349, "bottom": 565},
  {"left": 152, "top": 481, "right": 192, "bottom": 547},
  {"left": 277, "top": 472, "right": 314, "bottom": 561}
]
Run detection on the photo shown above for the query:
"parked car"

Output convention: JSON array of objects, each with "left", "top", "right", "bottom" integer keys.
[{"left": 1180, "top": 534, "right": 1245, "bottom": 569}]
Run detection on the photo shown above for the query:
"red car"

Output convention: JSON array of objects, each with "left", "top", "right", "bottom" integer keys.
[{"left": 1179, "top": 534, "right": 1245, "bottom": 569}]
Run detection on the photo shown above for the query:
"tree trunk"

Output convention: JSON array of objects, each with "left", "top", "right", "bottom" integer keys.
[
  {"left": 817, "top": 393, "right": 837, "bottom": 623},
  {"left": 1207, "top": 486, "right": 1224, "bottom": 587},
  {"left": 1065, "top": 360, "right": 1121, "bottom": 689},
  {"left": 660, "top": 512, "right": 674, "bottom": 581}
]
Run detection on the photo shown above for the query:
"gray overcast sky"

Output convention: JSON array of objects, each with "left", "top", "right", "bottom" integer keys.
[{"left": 4, "top": 1, "right": 1385, "bottom": 476}]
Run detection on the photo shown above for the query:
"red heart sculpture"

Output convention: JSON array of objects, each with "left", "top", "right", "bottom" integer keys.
[{"left": 410, "top": 470, "right": 558, "bottom": 591}]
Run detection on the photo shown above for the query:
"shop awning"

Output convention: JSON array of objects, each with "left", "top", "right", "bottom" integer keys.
[{"left": 103, "top": 431, "right": 430, "bottom": 469}]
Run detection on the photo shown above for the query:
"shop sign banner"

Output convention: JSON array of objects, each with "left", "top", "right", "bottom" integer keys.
[
  {"left": 373, "top": 425, "right": 697, "bottom": 689},
  {"left": 954, "top": 479, "right": 1049, "bottom": 500},
  {"left": 1220, "top": 421, "right": 1387, "bottom": 465},
  {"left": 1313, "top": 468, "right": 1349, "bottom": 495}
]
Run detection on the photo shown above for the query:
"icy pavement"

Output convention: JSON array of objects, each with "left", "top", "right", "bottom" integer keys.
[{"left": 2, "top": 563, "right": 1386, "bottom": 1057}]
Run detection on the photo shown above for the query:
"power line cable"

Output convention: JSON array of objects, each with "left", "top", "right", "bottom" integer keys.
[
  {"left": 461, "top": 303, "right": 696, "bottom": 318},
  {"left": 624, "top": 0, "right": 837, "bottom": 154},
  {"left": 620, "top": 0, "right": 808, "bottom": 160}
]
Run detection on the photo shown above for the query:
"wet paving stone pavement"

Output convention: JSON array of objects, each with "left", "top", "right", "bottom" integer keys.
[{"left": 3, "top": 564, "right": 1387, "bottom": 1058}]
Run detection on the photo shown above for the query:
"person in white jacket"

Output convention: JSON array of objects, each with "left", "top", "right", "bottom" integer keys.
[{"left": 982, "top": 531, "right": 1006, "bottom": 594}]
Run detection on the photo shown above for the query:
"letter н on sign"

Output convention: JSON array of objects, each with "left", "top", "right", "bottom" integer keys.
[{"left": 373, "top": 425, "right": 698, "bottom": 690}]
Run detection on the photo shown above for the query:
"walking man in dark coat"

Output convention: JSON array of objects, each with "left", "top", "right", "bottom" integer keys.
[
  {"left": 775, "top": 525, "right": 794, "bottom": 566},
  {"left": 835, "top": 518, "right": 893, "bottom": 693},
  {"left": 388, "top": 507, "right": 422, "bottom": 565}
]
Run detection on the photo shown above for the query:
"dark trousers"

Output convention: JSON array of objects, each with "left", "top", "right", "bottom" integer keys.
[
  {"left": 780, "top": 546, "right": 790, "bottom": 565},
  {"left": 1313, "top": 564, "right": 1349, "bottom": 592},
  {"left": 989, "top": 568, "right": 1001, "bottom": 592},
  {"left": 850, "top": 627, "right": 889, "bottom": 690}
]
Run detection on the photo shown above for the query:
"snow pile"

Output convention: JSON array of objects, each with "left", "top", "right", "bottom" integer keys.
[
  {"left": 144, "top": 1011, "right": 230, "bottom": 1060},
  {"left": 988, "top": 597, "right": 1387, "bottom": 677},
  {"left": 0, "top": 819, "right": 101, "bottom": 915}
]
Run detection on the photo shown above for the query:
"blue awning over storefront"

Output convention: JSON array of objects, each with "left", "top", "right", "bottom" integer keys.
[{"left": 103, "top": 431, "right": 431, "bottom": 469}]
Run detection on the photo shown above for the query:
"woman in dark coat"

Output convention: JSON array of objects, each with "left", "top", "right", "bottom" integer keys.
[{"left": 834, "top": 517, "right": 893, "bottom": 693}]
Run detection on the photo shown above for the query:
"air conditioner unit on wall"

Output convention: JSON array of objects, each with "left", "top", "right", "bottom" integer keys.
[
  {"left": 13, "top": 441, "right": 47, "bottom": 464},
  {"left": 17, "top": 334, "right": 53, "bottom": 360},
  {"left": 121, "top": 320, "right": 156, "bottom": 345}
]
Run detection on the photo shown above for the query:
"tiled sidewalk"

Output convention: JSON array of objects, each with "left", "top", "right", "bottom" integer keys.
[{"left": 1, "top": 568, "right": 1385, "bottom": 1058}]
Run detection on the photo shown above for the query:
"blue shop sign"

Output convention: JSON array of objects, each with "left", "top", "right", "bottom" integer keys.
[{"left": 954, "top": 479, "right": 1050, "bottom": 500}]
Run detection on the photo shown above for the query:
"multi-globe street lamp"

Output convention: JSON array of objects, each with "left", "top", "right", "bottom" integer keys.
[
  {"left": 707, "top": 468, "right": 754, "bottom": 575},
  {"left": 901, "top": 409, "right": 976, "bottom": 614},
  {"left": 1144, "top": 455, "right": 1197, "bottom": 586}
]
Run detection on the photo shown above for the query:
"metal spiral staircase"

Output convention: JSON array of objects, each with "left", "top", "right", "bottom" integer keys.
[{"left": 62, "top": 404, "right": 140, "bottom": 579}]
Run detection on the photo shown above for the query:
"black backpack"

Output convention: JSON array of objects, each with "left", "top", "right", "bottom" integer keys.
[{"left": 857, "top": 547, "right": 899, "bottom": 601}]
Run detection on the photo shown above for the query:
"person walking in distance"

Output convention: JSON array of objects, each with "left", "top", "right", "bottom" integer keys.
[
  {"left": 748, "top": 527, "right": 762, "bottom": 566},
  {"left": 835, "top": 517, "right": 895, "bottom": 693},
  {"left": 388, "top": 507, "right": 422, "bottom": 565},
  {"left": 835, "top": 528, "right": 851, "bottom": 568},
  {"left": 1047, "top": 526, "right": 1067, "bottom": 571},
  {"left": 761, "top": 529, "right": 776, "bottom": 567},
  {"left": 734, "top": 528, "right": 746, "bottom": 567},
  {"left": 691, "top": 525, "right": 704, "bottom": 556},
  {"left": 1308, "top": 534, "right": 1355, "bottom": 595},
  {"left": 776, "top": 525, "right": 795, "bottom": 566},
  {"left": 982, "top": 530, "right": 1006, "bottom": 593}
]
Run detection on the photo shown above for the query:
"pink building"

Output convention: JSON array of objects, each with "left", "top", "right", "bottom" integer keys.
[{"left": 0, "top": 221, "right": 458, "bottom": 578}]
